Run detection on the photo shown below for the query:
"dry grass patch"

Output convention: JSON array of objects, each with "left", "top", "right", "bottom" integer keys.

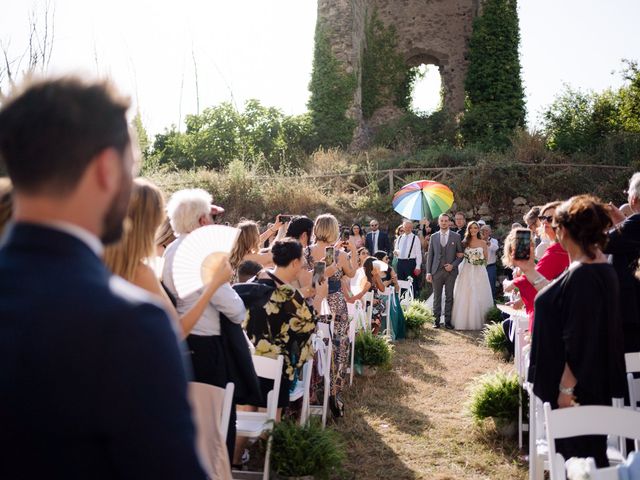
[{"left": 332, "top": 328, "right": 527, "bottom": 479}]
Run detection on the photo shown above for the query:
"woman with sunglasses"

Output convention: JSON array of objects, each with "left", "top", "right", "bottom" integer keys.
[{"left": 503, "top": 200, "right": 570, "bottom": 332}]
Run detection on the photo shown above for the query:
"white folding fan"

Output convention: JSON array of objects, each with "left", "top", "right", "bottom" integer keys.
[{"left": 172, "top": 225, "right": 240, "bottom": 298}]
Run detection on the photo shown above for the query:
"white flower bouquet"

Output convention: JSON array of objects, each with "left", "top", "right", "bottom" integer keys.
[{"left": 465, "top": 249, "right": 487, "bottom": 266}]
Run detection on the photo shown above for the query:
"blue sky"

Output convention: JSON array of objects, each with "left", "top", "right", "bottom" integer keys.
[{"left": 1, "top": 0, "right": 639, "bottom": 136}]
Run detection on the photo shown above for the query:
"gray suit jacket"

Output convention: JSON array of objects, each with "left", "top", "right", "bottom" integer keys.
[{"left": 426, "top": 230, "right": 464, "bottom": 275}]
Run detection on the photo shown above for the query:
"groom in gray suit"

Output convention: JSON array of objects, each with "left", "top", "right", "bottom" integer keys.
[{"left": 426, "top": 213, "right": 464, "bottom": 329}]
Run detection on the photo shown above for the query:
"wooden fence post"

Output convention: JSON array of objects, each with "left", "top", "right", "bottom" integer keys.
[{"left": 388, "top": 170, "right": 394, "bottom": 193}]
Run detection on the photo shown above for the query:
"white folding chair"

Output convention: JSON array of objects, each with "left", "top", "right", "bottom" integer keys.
[
  {"left": 236, "top": 355, "right": 284, "bottom": 480},
  {"left": 397, "top": 279, "right": 414, "bottom": 307},
  {"left": 380, "top": 286, "right": 394, "bottom": 339},
  {"left": 626, "top": 352, "right": 640, "bottom": 412},
  {"left": 348, "top": 318, "right": 356, "bottom": 386},
  {"left": 290, "top": 358, "right": 314, "bottom": 426},
  {"left": 511, "top": 312, "right": 530, "bottom": 450},
  {"left": 543, "top": 403, "right": 640, "bottom": 480},
  {"left": 188, "top": 382, "right": 234, "bottom": 480},
  {"left": 352, "top": 300, "right": 367, "bottom": 331},
  {"left": 362, "top": 291, "right": 374, "bottom": 330},
  {"left": 309, "top": 322, "right": 333, "bottom": 428}
]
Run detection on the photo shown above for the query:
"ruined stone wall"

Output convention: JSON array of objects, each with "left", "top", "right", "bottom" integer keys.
[{"left": 315, "top": 0, "right": 479, "bottom": 148}]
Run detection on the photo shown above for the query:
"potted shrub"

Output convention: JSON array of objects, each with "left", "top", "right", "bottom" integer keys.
[
  {"left": 482, "top": 322, "right": 511, "bottom": 361},
  {"left": 355, "top": 329, "right": 393, "bottom": 376},
  {"left": 269, "top": 418, "right": 344, "bottom": 480},
  {"left": 403, "top": 299, "right": 435, "bottom": 338},
  {"left": 467, "top": 370, "right": 520, "bottom": 436}
]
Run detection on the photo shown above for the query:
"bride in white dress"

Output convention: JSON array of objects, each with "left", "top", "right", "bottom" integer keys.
[{"left": 451, "top": 221, "right": 494, "bottom": 330}]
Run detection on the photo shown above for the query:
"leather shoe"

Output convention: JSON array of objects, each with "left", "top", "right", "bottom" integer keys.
[
  {"left": 445, "top": 323, "right": 454, "bottom": 330},
  {"left": 433, "top": 323, "right": 441, "bottom": 329}
]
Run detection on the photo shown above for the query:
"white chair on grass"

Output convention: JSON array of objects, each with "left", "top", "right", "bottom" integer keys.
[
  {"left": 352, "top": 300, "right": 367, "bottom": 331},
  {"left": 188, "top": 382, "right": 234, "bottom": 480},
  {"left": 348, "top": 318, "right": 357, "bottom": 386},
  {"left": 397, "top": 279, "right": 414, "bottom": 308},
  {"left": 309, "top": 322, "right": 333, "bottom": 428},
  {"left": 380, "top": 286, "right": 394, "bottom": 339},
  {"left": 290, "top": 358, "right": 314, "bottom": 426},
  {"left": 543, "top": 402, "right": 640, "bottom": 480},
  {"left": 362, "top": 291, "right": 374, "bottom": 330},
  {"left": 626, "top": 352, "right": 640, "bottom": 411},
  {"left": 236, "top": 355, "right": 284, "bottom": 480}
]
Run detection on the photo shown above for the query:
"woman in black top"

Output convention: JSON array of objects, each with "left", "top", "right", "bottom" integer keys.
[{"left": 520, "top": 195, "right": 625, "bottom": 467}]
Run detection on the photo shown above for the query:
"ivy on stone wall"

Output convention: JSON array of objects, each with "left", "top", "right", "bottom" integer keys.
[
  {"left": 361, "top": 11, "right": 415, "bottom": 119},
  {"left": 462, "top": 0, "right": 525, "bottom": 149},
  {"left": 307, "top": 23, "right": 356, "bottom": 148}
]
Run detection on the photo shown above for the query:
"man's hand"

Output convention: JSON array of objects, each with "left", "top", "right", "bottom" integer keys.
[
  {"left": 444, "top": 264, "right": 453, "bottom": 272},
  {"left": 557, "top": 391, "right": 577, "bottom": 408},
  {"left": 426, "top": 273, "right": 432, "bottom": 283},
  {"left": 413, "top": 268, "right": 421, "bottom": 277},
  {"left": 607, "top": 202, "right": 626, "bottom": 225}
]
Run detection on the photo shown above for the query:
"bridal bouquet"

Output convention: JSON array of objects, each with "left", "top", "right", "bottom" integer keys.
[{"left": 465, "top": 249, "right": 487, "bottom": 266}]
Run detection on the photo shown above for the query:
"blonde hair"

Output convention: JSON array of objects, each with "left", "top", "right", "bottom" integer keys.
[
  {"left": 103, "top": 178, "right": 165, "bottom": 281},
  {"left": 0, "top": 177, "right": 12, "bottom": 236},
  {"left": 155, "top": 217, "right": 175, "bottom": 249},
  {"left": 229, "top": 220, "right": 261, "bottom": 270},
  {"left": 313, "top": 214, "right": 339, "bottom": 243}
]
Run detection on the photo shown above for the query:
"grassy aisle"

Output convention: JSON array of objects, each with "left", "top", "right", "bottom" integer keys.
[{"left": 334, "top": 327, "right": 527, "bottom": 480}]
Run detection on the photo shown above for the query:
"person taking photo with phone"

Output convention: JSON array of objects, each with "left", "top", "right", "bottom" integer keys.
[{"left": 503, "top": 201, "right": 570, "bottom": 332}]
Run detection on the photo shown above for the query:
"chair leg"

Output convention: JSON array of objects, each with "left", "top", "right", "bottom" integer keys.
[{"left": 262, "top": 434, "right": 272, "bottom": 480}]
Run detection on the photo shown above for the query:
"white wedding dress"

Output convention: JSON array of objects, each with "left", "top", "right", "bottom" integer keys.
[{"left": 451, "top": 247, "right": 494, "bottom": 330}]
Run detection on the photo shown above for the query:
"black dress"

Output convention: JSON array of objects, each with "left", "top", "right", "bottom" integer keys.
[{"left": 528, "top": 263, "right": 626, "bottom": 467}]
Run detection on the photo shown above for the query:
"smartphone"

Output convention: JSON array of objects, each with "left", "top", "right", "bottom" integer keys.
[
  {"left": 514, "top": 229, "right": 531, "bottom": 260},
  {"left": 312, "top": 261, "right": 326, "bottom": 287},
  {"left": 279, "top": 215, "right": 291, "bottom": 223},
  {"left": 325, "top": 246, "right": 335, "bottom": 266}
]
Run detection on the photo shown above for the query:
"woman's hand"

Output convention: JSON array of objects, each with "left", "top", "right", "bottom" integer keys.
[
  {"left": 326, "top": 264, "right": 339, "bottom": 277},
  {"left": 507, "top": 298, "right": 524, "bottom": 309},
  {"left": 503, "top": 279, "right": 515, "bottom": 293}
]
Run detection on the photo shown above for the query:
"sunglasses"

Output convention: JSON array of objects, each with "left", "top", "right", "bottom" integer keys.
[{"left": 538, "top": 215, "right": 554, "bottom": 223}]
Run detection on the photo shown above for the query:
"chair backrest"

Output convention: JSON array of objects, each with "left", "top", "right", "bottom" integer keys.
[
  {"left": 544, "top": 403, "right": 640, "bottom": 480},
  {"left": 625, "top": 352, "right": 640, "bottom": 373},
  {"left": 362, "top": 291, "right": 374, "bottom": 329},
  {"left": 628, "top": 373, "right": 640, "bottom": 411},
  {"left": 397, "top": 279, "right": 414, "bottom": 300},
  {"left": 352, "top": 300, "right": 367, "bottom": 331},
  {"left": 381, "top": 286, "right": 394, "bottom": 337},
  {"left": 252, "top": 355, "right": 284, "bottom": 420}
]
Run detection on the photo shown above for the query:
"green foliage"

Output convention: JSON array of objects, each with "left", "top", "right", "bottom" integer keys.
[
  {"left": 462, "top": 0, "right": 526, "bottom": 149},
  {"left": 269, "top": 418, "right": 345, "bottom": 479},
  {"left": 308, "top": 23, "right": 357, "bottom": 148},
  {"left": 149, "top": 100, "right": 311, "bottom": 172},
  {"left": 467, "top": 371, "right": 520, "bottom": 423},
  {"left": 361, "top": 11, "right": 411, "bottom": 118},
  {"left": 543, "top": 61, "right": 640, "bottom": 158},
  {"left": 402, "top": 300, "right": 435, "bottom": 331},
  {"left": 485, "top": 306, "right": 503, "bottom": 325},
  {"left": 374, "top": 111, "right": 458, "bottom": 151},
  {"left": 482, "top": 322, "right": 509, "bottom": 356},
  {"left": 355, "top": 329, "right": 393, "bottom": 367}
]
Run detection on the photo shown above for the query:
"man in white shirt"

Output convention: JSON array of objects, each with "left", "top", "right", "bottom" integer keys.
[
  {"left": 394, "top": 219, "right": 423, "bottom": 294},
  {"left": 481, "top": 225, "right": 499, "bottom": 300},
  {"left": 161, "top": 188, "right": 246, "bottom": 460}
]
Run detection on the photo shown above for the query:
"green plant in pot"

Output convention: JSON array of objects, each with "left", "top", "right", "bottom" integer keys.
[
  {"left": 354, "top": 329, "right": 393, "bottom": 376},
  {"left": 402, "top": 300, "right": 435, "bottom": 338},
  {"left": 467, "top": 370, "right": 520, "bottom": 436},
  {"left": 482, "top": 321, "right": 511, "bottom": 361},
  {"left": 269, "top": 418, "right": 345, "bottom": 480}
]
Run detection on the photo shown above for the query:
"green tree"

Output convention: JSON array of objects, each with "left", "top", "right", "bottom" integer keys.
[
  {"left": 462, "top": 0, "right": 526, "bottom": 149},
  {"left": 307, "top": 23, "right": 356, "bottom": 148}
]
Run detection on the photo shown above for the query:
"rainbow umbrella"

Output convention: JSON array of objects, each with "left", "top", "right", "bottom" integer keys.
[{"left": 392, "top": 180, "right": 454, "bottom": 221}]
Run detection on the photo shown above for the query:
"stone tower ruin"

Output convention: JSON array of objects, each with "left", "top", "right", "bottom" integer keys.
[{"left": 315, "top": 0, "right": 481, "bottom": 147}]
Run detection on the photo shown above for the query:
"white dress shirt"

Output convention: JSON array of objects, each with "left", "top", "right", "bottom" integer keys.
[
  {"left": 398, "top": 232, "right": 422, "bottom": 267},
  {"left": 486, "top": 237, "right": 499, "bottom": 265},
  {"left": 162, "top": 234, "right": 246, "bottom": 336}
]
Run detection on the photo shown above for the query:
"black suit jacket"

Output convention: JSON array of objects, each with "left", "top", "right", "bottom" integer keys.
[
  {"left": 0, "top": 224, "right": 205, "bottom": 479},
  {"left": 604, "top": 213, "right": 640, "bottom": 351},
  {"left": 365, "top": 230, "right": 391, "bottom": 255}
]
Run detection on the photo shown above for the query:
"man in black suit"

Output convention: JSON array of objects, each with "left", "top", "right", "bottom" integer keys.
[
  {"left": 365, "top": 218, "right": 391, "bottom": 255},
  {"left": 605, "top": 172, "right": 640, "bottom": 355},
  {"left": 0, "top": 78, "right": 205, "bottom": 479}
]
